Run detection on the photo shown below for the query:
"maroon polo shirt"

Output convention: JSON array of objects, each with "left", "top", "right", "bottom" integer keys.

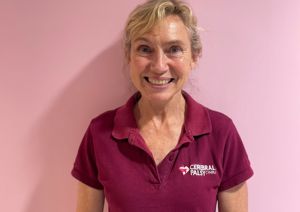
[{"left": 71, "top": 91, "right": 253, "bottom": 212}]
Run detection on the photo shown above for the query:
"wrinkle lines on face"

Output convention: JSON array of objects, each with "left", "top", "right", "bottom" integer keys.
[{"left": 128, "top": 15, "right": 196, "bottom": 103}]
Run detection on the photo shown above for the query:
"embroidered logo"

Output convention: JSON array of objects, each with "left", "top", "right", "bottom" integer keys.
[
  {"left": 179, "top": 164, "right": 216, "bottom": 176},
  {"left": 179, "top": 166, "right": 190, "bottom": 175}
]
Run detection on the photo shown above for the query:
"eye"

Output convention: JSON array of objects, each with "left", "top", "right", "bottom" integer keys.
[
  {"left": 137, "top": 45, "right": 152, "bottom": 55},
  {"left": 168, "top": 45, "right": 183, "bottom": 56}
]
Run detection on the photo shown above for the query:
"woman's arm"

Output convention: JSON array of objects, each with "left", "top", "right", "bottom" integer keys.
[
  {"left": 218, "top": 182, "right": 248, "bottom": 212},
  {"left": 76, "top": 181, "right": 105, "bottom": 212}
]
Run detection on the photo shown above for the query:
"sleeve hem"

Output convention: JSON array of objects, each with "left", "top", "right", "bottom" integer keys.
[
  {"left": 71, "top": 168, "right": 104, "bottom": 190},
  {"left": 219, "top": 167, "right": 254, "bottom": 192}
]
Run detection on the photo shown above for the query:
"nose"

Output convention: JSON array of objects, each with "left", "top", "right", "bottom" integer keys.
[{"left": 150, "top": 49, "right": 169, "bottom": 73}]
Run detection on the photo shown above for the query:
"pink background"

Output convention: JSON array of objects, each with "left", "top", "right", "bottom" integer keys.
[{"left": 1, "top": 0, "right": 300, "bottom": 211}]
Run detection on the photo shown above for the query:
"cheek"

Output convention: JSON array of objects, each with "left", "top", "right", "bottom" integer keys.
[
  {"left": 173, "top": 59, "right": 192, "bottom": 77},
  {"left": 129, "top": 58, "right": 149, "bottom": 87},
  {"left": 130, "top": 56, "right": 149, "bottom": 72}
]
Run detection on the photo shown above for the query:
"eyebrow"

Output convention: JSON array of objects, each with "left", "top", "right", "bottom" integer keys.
[
  {"left": 134, "top": 37, "right": 186, "bottom": 46},
  {"left": 133, "top": 37, "right": 150, "bottom": 43},
  {"left": 165, "top": 40, "right": 186, "bottom": 46}
]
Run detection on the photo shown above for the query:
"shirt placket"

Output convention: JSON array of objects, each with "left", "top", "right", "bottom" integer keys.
[
  {"left": 128, "top": 130, "right": 194, "bottom": 189},
  {"left": 157, "top": 133, "right": 193, "bottom": 185}
]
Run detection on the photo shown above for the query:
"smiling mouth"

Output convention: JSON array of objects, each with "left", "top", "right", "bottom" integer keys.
[{"left": 144, "top": 77, "right": 174, "bottom": 85}]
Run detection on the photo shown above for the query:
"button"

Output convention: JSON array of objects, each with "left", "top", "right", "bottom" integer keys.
[
  {"left": 169, "top": 154, "right": 174, "bottom": 161},
  {"left": 148, "top": 179, "right": 160, "bottom": 184}
]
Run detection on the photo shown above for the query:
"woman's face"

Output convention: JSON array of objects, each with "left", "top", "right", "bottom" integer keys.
[{"left": 129, "top": 15, "right": 197, "bottom": 103}]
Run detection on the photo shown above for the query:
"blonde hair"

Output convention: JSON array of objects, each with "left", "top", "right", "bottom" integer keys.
[{"left": 124, "top": 0, "right": 202, "bottom": 61}]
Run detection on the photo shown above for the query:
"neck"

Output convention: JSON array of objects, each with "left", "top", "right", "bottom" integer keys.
[{"left": 134, "top": 92, "right": 186, "bottom": 129}]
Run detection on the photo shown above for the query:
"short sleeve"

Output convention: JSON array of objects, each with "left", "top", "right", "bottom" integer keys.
[
  {"left": 219, "top": 120, "right": 254, "bottom": 191},
  {"left": 71, "top": 124, "right": 103, "bottom": 189}
]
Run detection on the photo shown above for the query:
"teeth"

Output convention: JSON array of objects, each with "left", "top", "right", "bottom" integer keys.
[{"left": 148, "top": 78, "right": 171, "bottom": 85}]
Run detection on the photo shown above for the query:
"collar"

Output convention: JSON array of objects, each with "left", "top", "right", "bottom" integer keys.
[{"left": 111, "top": 91, "right": 212, "bottom": 141}]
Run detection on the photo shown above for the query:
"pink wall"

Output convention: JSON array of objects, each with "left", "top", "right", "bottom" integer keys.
[{"left": 1, "top": 0, "right": 299, "bottom": 211}]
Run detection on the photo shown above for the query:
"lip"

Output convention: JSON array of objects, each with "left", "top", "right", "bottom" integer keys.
[
  {"left": 144, "top": 77, "right": 174, "bottom": 86},
  {"left": 143, "top": 76, "right": 175, "bottom": 90},
  {"left": 144, "top": 76, "right": 173, "bottom": 80}
]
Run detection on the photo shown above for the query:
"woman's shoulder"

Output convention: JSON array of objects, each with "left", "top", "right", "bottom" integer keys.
[
  {"left": 205, "top": 107, "right": 233, "bottom": 125},
  {"left": 184, "top": 91, "right": 236, "bottom": 133},
  {"left": 204, "top": 107, "right": 239, "bottom": 136},
  {"left": 203, "top": 106, "right": 235, "bottom": 132},
  {"left": 89, "top": 107, "right": 120, "bottom": 129}
]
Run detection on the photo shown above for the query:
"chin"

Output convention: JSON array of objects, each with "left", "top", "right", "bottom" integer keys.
[{"left": 141, "top": 89, "right": 182, "bottom": 103}]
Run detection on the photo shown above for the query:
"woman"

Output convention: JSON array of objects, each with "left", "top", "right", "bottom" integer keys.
[{"left": 72, "top": 0, "right": 254, "bottom": 211}]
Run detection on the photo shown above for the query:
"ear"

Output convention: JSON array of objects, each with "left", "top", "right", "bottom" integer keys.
[
  {"left": 125, "top": 50, "right": 130, "bottom": 63},
  {"left": 191, "top": 53, "right": 199, "bottom": 69}
]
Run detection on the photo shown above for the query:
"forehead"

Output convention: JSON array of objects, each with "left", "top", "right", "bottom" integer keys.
[{"left": 133, "top": 15, "right": 190, "bottom": 44}]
